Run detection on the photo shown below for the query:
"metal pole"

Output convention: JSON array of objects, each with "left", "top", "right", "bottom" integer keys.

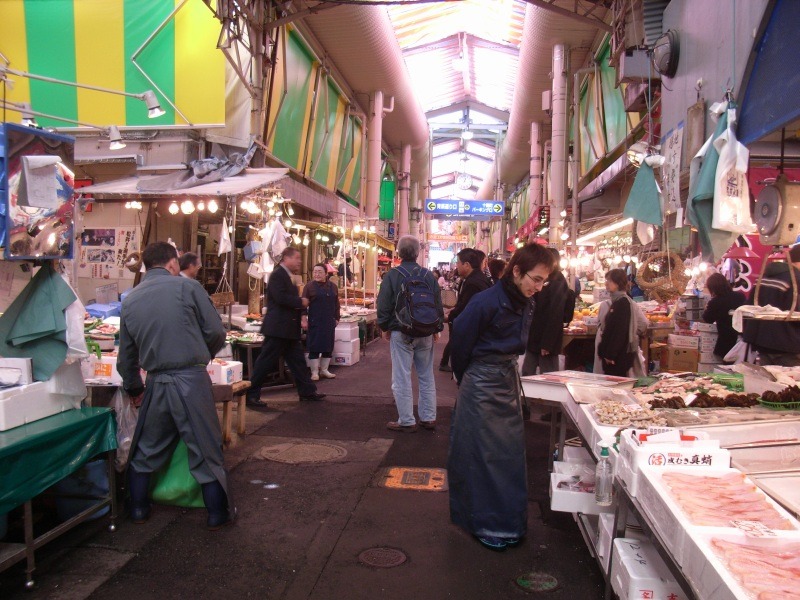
[{"left": 549, "top": 43, "right": 569, "bottom": 245}]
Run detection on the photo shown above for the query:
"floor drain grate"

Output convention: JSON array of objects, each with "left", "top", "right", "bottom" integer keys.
[
  {"left": 378, "top": 467, "right": 448, "bottom": 491},
  {"left": 358, "top": 547, "right": 407, "bottom": 568},
  {"left": 257, "top": 442, "right": 347, "bottom": 464},
  {"left": 515, "top": 572, "right": 560, "bottom": 593}
]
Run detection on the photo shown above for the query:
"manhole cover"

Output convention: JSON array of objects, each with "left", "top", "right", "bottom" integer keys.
[
  {"left": 358, "top": 547, "right": 407, "bottom": 568},
  {"left": 258, "top": 442, "right": 347, "bottom": 464},
  {"left": 515, "top": 572, "right": 560, "bottom": 593},
  {"left": 378, "top": 467, "right": 448, "bottom": 491}
]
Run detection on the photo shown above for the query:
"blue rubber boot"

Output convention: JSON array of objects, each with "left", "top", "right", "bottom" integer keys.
[
  {"left": 127, "top": 467, "right": 151, "bottom": 524},
  {"left": 201, "top": 480, "right": 236, "bottom": 530}
]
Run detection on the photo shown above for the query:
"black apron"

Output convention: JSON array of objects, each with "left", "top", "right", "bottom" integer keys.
[
  {"left": 448, "top": 354, "right": 527, "bottom": 539},
  {"left": 129, "top": 366, "right": 230, "bottom": 500},
  {"left": 307, "top": 281, "right": 337, "bottom": 354}
]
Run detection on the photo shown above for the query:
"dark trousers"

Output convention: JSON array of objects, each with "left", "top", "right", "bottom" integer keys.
[
  {"left": 249, "top": 336, "right": 317, "bottom": 398},
  {"left": 439, "top": 322, "right": 453, "bottom": 366}
]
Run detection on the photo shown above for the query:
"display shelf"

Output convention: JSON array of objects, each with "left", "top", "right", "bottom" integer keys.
[{"left": 575, "top": 513, "right": 609, "bottom": 585}]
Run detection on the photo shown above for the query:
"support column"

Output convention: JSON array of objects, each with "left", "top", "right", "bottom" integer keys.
[
  {"left": 530, "top": 121, "right": 543, "bottom": 239},
  {"left": 366, "top": 91, "right": 394, "bottom": 221},
  {"left": 398, "top": 143, "right": 411, "bottom": 238},
  {"left": 549, "top": 43, "right": 569, "bottom": 245}
]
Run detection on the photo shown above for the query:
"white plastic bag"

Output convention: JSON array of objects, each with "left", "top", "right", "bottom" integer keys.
[
  {"left": 712, "top": 108, "right": 754, "bottom": 233},
  {"left": 61, "top": 275, "right": 89, "bottom": 362},
  {"left": 113, "top": 388, "right": 139, "bottom": 471},
  {"left": 218, "top": 217, "right": 232, "bottom": 255}
]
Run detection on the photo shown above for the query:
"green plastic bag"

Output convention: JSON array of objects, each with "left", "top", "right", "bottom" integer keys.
[{"left": 149, "top": 440, "right": 205, "bottom": 508}]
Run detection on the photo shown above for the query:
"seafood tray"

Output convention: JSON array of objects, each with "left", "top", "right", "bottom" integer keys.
[
  {"left": 637, "top": 466, "right": 800, "bottom": 568},
  {"left": 683, "top": 529, "right": 800, "bottom": 600},
  {"left": 752, "top": 473, "right": 800, "bottom": 520}
]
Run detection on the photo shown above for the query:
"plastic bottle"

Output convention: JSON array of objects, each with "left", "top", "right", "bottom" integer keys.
[{"left": 595, "top": 441, "right": 613, "bottom": 506}]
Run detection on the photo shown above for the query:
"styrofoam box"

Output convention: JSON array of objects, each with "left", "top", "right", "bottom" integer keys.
[
  {"left": 699, "top": 350, "right": 723, "bottom": 364},
  {"left": 207, "top": 360, "right": 243, "bottom": 384},
  {"left": 0, "top": 358, "right": 33, "bottom": 385},
  {"left": 687, "top": 419, "right": 800, "bottom": 448},
  {"left": 668, "top": 334, "right": 699, "bottom": 349},
  {"left": 333, "top": 338, "right": 359, "bottom": 355},
  {"left": 549, "top": 471, "right": 615, "bottom": 515},
  {"left": 576, "top": 404, "right": 620, "bottom": 456},
  {"left": 563, "top": 445, "right": 593, "bottom": 463},
  {"left": 617, "top": 432, "right": 730, "bottom": 497},
  {"left": 610, "top": 538, "right": 686, "bottom": 600},
  {"left": 691, "top": 322, "right": 718, "bottom": 333},
  {"left": 698, "top": 334, "right": 718, "bottom": 352},
  {"left": 0, "top": 382, "right": 76, "bottom": 431},
  {"left": 682, "top": 528, "right": 800, "bottom": 600},
  {"left": 332, "top": 349, "right": 359, "bottom": 366},
  {"left": 637, "top": 465, "right": 800, "bottom": 567},
  {"left": 335, "top": 321, "right": 359, "bottom": 342},
  {"left": 93, "top": 355, "right": 123, "bottom": 384},
  {"left": 597, "top": 513, "right": 646, "bottom": 572}
]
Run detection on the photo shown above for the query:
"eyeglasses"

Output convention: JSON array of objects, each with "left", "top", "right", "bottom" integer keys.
[{"left": 524, "top": 272, "right": 545, "bottom": 285}]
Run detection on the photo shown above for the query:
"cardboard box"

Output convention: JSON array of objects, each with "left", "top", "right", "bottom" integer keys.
[
  {"left": 691, "top": 321, "right": 717, "bottom": 333},
  {"left": 668, "top": 333, "right": 699, "bottom": 349},
  {"left": 663, "top": 347, "right": 699, "bottom": 372},
  {"left": 0, "top": 357, "right": 33, "bottom": 385},
  {"left": 333, "top": 338, "right": 359, "bottom": 355},
  {"left": 332, "top": 350, "right": 359, "bottom": 366},
  {"left": 335, "top": 321, "right": 359, "bottom": 342},
  {"left": 207, "top": 360, "right": 243, "bottom": 384},
  {"left": 610, "top": 538, "right": 686, "bottom": 600}
]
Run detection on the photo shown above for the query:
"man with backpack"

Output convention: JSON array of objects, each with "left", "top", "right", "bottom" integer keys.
[{"left": 377, "top": 235, "right": 444, "bottom": 432}]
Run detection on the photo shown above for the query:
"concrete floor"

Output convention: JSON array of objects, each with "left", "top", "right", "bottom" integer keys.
[{"left": 0, "top": 334, "right": 605, "bottom": 599}]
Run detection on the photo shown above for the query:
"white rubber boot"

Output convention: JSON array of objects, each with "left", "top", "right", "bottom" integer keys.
[
  {"left": 319, "top": 357, "right": 336, "bottom": 379},
  {"left": 309, "top": 358, "right": 320, "bottom": 381}
]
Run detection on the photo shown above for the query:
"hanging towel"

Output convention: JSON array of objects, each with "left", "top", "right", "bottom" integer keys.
[
  {"left": 218, "top": 217, "right": 232, "bottom": 255},
  {"left": 0, "top": 263, "right": 76, "bottom": 380},
  {"left": 623, "top": 162, "right": 662, "bottom": 225}
]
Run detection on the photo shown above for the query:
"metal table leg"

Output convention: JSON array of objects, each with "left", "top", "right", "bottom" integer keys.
[
  {"left": 557, "top": 408, "right": 567, "bottom": 461},
  {"left": 547, "top": 406, "right": 558, "bottom": 471}
]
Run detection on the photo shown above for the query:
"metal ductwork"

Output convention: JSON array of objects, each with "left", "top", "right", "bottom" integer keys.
[
  {"left": 474, "top": 4, "right": 598, "bottom": 201},
  {"left": 300, "top": 6, "right": 430, "bottom": 188}
]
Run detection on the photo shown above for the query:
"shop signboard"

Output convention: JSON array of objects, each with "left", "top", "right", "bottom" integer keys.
[{"left": 424, "top": 199, "right": 504, "bottom": 221}]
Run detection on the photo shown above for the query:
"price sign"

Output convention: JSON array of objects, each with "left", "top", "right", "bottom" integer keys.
[{"left": 731, "top": 520, "right": 777, "bottom": 538}]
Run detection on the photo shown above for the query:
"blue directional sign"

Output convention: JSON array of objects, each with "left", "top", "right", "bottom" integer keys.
[{"left": 424, "top": 199, "right": 505, "bottom": 221}]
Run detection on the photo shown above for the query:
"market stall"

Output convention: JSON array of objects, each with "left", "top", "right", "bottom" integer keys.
[{"left": 534, "top": 364, "right": 800, "bottom": 600}]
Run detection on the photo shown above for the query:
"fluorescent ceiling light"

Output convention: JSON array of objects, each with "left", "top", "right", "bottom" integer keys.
[{"left": 575, "top": 218, "right": 634, "bottom": 245}]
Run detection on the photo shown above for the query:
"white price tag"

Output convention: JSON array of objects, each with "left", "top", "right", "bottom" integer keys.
[
  {"left": 684, "top": 393, "right": 698, "bottom": 406},
  {"left": 622, "top": 404, "right": 644, "bottom": 413},
  {"left": 731, "top": 520, "right": 777, "bottom": 538}
]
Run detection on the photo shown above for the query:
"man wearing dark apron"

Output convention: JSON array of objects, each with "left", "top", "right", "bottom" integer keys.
[{"left": 117, "top": 242, "right": 233, "bottom": 530}]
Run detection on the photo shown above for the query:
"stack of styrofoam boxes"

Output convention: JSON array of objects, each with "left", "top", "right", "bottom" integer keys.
[
  {"left": 616, "top": 428, "right": 731, "bottom": 497},
  {"left": 597, "top": 513, "right": 646, "bottom": 572},
  {"left": 691, "top": 322, "right": 721, "bottom": 371},
  {"left": 207, "top": 359, "right": 243, "bottom": 384},
  {"left": 610, "top": 537, "right": 686, "bottom": 600},
  {"left": 332, "top": 321, "right": 360, "bottom": 366}
]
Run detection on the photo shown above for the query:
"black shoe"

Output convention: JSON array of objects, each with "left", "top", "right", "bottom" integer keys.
[
  {"left": 130, "top": 505, "right": 151, "bottom": 525},
  {"left": 127, "top": 466, "right": 151, "bottom": 524},
  {"left": 201, "top": 481, "right": 236, "bottom": 531},
  {"left": 299, "top": 392, "right": 326, "bottom": 401},
  {"left": 438, "top": 364, "right": 453, "bottom": 372},
  {"left": 246, "top": 397, "right": 270, "bottom": 408}
]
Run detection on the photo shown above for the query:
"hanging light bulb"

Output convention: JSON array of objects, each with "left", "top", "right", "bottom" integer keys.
[
  {"left": 369, "top": 225, "right": 376, "bottom": 232},
  {"left": 197, "top": 201, "right": 205, "bottom": 211},
  {"left": 691, "top": 266, "right": 701, "bottom": 276},
  {"left": 267, "top": 200, "right": 274, "bottom": 208},
  {"left": 288, "top": 206, "right": 294, "bottom": 216},
  {"left": 302, "top": 235, "right": 310, "bottom": 246},
  {"left": 125, "top": 202, "right": 131, "bottom": 209},
  {"left": 623, "top": 254, "right": 631, "bottom": 263},
  {"left": 614, "top": 254, "right": 622, "bottom": 264},
  {"left": 208, "top": 199, "right": 219, "bottom": 213},
  {"left": 699, "top": 262, "right": 708, "bottom": 272},
  {"left": 560, "top": 210, "right": 568, "bottom": 218},
  {"left": 293, "top": 234, "right": 301, "bottom": 244},
  {"left": 684, "top": 268, "right": 692, "bottom": 276},
  {"left": 168, "top": 202, "right": 180, "bottom": 215},
  {"left": 315, "top": 232, "right": 322, "bottom": 240},
  {"left": 322, "top": 235, "right": 330, "bottom": 242},
  {"left": 560, "top": 232, "right": 569, "bottom": 241},
  {"left": 181, "top": 200, "right": 195, "bottom": 214},
  {"left": 559, "top": 258, "right": 568, "bottom": 269},
  {"left": 354, "top": 224, "right": 361, "bottom": 233},
  {"left": 630, "top": 256, "right": 639, "bottom": 265},
  {"left": 268, "top": 208, "right": 276, "bottom": 216},
  {"left": 240, "top": 199, "right": 248, "bottom": 210},
  {"left": 284, "top": 219, "right": 293, "bottom": 228}
]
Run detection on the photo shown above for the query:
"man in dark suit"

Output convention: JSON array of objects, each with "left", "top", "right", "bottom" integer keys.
[{"left": 246, "top": 247, "right": 326, "bottom": 405}]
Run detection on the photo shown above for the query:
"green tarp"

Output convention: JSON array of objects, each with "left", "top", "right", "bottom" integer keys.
[
  {"left": 0, "top": 407, "right": 117, "bottom": 514},
  {"left": 623, "top": 162, "right": 662, "bottom": 225}
]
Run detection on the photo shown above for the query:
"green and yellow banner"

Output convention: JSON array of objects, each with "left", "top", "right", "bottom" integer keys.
[{"left": 0, "top": 0, "right": 224, "bottom": 128}]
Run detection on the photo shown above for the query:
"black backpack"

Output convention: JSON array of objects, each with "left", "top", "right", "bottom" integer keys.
[{"left": 394, "top": 266, "right": 440, "bottom": 337}]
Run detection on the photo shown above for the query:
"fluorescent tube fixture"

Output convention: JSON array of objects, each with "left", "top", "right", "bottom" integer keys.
[{"left": 575, "top": 218, "right": 634, "bottom": 245}]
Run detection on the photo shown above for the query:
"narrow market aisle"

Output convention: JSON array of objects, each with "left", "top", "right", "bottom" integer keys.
[{"left": 1, "top": 334, "right": 604, "bottom": 599}]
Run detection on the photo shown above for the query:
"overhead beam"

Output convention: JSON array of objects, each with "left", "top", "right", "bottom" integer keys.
[
  {"left": 522, "top": 0, "right": 612, "bottom": 33},
  {"left": 426, "top": 99, "right": 509, "bottom": 123}
]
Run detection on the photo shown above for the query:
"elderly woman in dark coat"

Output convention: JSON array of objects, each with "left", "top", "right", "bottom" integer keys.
[{"left": 448, "top": 243, "right": 554, "bottom": 551}]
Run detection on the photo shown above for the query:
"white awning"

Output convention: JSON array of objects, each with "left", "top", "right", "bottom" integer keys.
[{"left": 76, "top": 168, "right": 289, "bottom": 199}]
